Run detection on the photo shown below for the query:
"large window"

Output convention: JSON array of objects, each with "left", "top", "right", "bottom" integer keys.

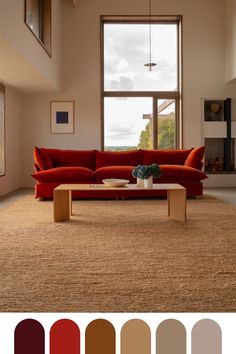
[
  {"left": 102, "top": 17, "right": 182, "bottom": 151},
  {"left": 0, "top": 84, "right": 5, "bottom": 176},
  {"left": 25, "top": 0, "right": 52, "bottom": 56}
]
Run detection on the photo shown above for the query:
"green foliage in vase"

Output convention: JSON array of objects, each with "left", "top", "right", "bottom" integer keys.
[{"left": 132, "top": 163, "right": 162, "bottom": 180}]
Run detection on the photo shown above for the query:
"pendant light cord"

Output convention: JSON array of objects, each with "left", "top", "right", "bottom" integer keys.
[
  {"left": 149, "top": 0, "right": 152, "bottom": 66},
  {"left": 144, "top": 0, "right": 156, "bottom": 70}
]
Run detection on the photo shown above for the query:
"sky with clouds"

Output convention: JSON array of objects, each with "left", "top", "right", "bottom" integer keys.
[{"left": 104, "top": 23, "right": 177, "bottom": 147}]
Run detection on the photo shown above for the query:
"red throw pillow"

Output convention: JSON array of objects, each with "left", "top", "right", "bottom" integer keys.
[
  {"left": 34, "top": 147, "right": 44, "bottom": 170},
  {"left": 34, "top": 147, "right": 53, "bottom": 170},
  {"left": 184, "top": 146, "right": 205, "bottom": 169}
]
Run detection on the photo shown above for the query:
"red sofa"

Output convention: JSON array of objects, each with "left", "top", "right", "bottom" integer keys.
[{"left": 32, "top": 146, "right": 207, "bottom": 199}]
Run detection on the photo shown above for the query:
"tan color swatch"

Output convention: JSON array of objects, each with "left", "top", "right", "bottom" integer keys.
[
  {"left": 192, "top": 319, "right": 222, "bottom": 354},
  {"left": 85, "top": 319, "right": 115, "bottom": 354},
  {"left": 156, "top": 319, "right": 186, "bottom": 354},
  {"left": 121, "top": 319, "right": 151, "bottom": 354}
]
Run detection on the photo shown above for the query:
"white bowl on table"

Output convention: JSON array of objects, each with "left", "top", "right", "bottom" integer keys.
[{"left": 102, "top": 179, "right": 129, "bottom": 187}]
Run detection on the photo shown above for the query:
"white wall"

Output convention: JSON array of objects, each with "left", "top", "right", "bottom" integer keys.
[
  {"left": 21, "top": 0, "right": 236, "bottom": 187},
  {"left": 0, "top": 0, "right": 61, "bottom": 92},
  {"left": 226, "top": 0, "right": 236, "bottom": 83},
  {"left": 0, "top": 86, "right": 23, "bottom": 196}
]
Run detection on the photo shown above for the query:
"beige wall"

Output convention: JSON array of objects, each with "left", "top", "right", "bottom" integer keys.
[
  {"left": 0, "top": 0, "right": 61, "bottom": 92},
  {"left": 0, "top": 86, "right": 22, "bottom": 197},
  {"left": 226, "top": 0, "right": 236, "bottom": 83},
  {"left": 21, "top": 0, "right": 236, "bottom": 187}
]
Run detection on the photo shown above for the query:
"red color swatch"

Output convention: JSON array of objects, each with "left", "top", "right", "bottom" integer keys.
[{"left": 50, "top": 319, "right": 80, "bottom": 354}]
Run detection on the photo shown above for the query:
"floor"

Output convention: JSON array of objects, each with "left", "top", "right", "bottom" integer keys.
[
  {"left": 204, "top": 187, "right": 236, "bottom": 206},
  {"left": 0, "top": 188, "right": 235, "bottom": 312},
  {"left": 0, "top": 188, "right": 33, "bottom": 208},
  {"left": 1, "top": 187, "right": 236, "bottom": 206}
]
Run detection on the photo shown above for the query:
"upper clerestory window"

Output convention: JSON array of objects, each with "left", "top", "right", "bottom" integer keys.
[{"left": 25, "top": 0, "right": 52, "bottom": 56}]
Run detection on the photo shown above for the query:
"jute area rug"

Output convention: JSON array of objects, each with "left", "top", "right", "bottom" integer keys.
[{"left": 0, "top": 194, "right": 235, "bottom": 312}]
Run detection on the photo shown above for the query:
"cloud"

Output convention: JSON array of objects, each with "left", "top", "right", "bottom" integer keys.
[
  {"left": 104, "top": 26, "right": 148, "bottom": 75},
  {"left": 107, "top": 123, "right": 136, "bottom": 141},
  {"left": 106, "top": 76, "right": 134, "bottom": 91}
]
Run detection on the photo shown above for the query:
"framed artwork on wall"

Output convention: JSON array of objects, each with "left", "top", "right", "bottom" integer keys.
[{"left": 50, "top": 101, "right": 74, "bottom": 134}]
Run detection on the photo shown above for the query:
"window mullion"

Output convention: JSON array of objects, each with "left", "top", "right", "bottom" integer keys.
[{"left": 152, "top": 97, "right": 158, "bottom": 149}]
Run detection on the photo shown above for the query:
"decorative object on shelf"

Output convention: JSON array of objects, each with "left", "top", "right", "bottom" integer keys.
[
  {"left": 132, "top": 163, "right": 161, "bottom": 188},
  {"left": 210, "top": 103, "right": 222, "bottom": 114},
  {"left": 144, "top": 0, "right": 157, "bottom": 71},
  {"left": 204, "top": 100, "right": 223, "bottom": 121},
  {"left": 50, "top": 101, "right": 74, "bottom": 134}
]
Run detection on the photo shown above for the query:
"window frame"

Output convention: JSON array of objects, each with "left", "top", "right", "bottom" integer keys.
[
  {"left": 0, "top": 83, "right": 6, "bottom": 177},
  {"left": 24, "top": 0, "right": 52, "bottom": 57},
  {"left": 101, "top": 15, "right": 183, "bottom": 150}
]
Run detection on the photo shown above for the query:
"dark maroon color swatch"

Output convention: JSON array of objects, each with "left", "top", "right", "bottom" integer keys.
[{"left": 14, "top": 319, "right": 45, "bottom": 354}]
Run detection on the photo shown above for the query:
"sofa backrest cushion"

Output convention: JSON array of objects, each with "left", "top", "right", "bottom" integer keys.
[
  {"left": 184, "top": 146, "right": 205, "bottom": 170},
  {"left": 44, "top": 148, "right": 96, "bottom": 170},
  {"left": 143, "top": 149, "right": 192, "bottom": 166},
  {"left": 96, "top": 150, "right": 143, "bottom": 169},
  {"left": 34, "top": 146, "right": 53, "bottom": 171}
]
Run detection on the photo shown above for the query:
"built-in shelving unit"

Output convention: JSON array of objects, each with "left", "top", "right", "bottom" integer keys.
[{"left": 202, "top": 98, "right": 236, "bottom": 174}]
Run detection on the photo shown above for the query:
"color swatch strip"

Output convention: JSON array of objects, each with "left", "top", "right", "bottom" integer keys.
[{"left": 13, "top": 318, "right": 222, "bottom": 354}]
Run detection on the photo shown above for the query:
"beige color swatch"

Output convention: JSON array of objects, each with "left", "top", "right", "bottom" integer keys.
[
  {"left": 156, "top": 319, "right": 186, "bottom": 354},
  {"left": 121, "top": 319, "right": 151, "bottom": 354},
  {"left": 192, "top": 319, "right": 222, "bottom": 354}
]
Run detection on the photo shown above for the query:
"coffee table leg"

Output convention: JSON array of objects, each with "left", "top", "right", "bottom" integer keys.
[
  {"left": 54, "top": 190, "right": 71, "bottom": 222},
  {"left": 70, "top": 191, "right": 73, "bottom": 216},
  {"left": 167, "top": 189, "right": 186, "bottom": 222}
]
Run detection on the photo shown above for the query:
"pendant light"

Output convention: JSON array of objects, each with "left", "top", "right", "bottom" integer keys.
[{"left": 144, "top": 0, "right": 157, "bottom": 71}]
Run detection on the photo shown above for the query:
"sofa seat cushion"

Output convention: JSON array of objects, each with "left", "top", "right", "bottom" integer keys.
[
  {"left": 43, "top": 148, "right": 96, "bottom": 170},
  {"left": 32, "top": 167, "right": 93, "bottom": 183},
  {"left": 143, "top": 149, "right": 192, "bottom": 166},
  {"left": 93, "top": 166, "right": 136, "bottom": 183},
  {"left": 96, "top": 150, "right": 142, "bottom": 169},
  {"left": 156, "top": 165, "right": 208, "bottom": 182}
]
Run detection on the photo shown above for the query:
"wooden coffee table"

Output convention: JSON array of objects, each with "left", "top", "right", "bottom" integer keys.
[{"left": 53, "top": 183, "right": 187, "bottom": 222}]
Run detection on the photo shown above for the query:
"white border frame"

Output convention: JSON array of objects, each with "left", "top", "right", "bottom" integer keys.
[{"left": 50, "top": 101, "right": 74, "bottom": 134}]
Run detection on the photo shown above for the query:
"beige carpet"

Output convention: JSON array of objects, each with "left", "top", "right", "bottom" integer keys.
[{"left": 0, "top": 194, "right": 235, "bottom": 312}]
